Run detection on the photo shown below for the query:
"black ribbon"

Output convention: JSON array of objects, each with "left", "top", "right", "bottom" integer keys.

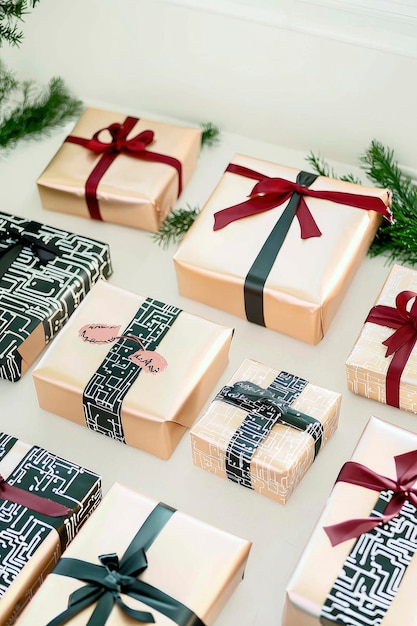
[
  {"left": 46, "top": 502, "right": 206, "bottom": 626},
  {"left": 244, "top": 171, "right": 318, "bottom": 326},
  {"left": 0, "top": 224, "right": 60, "bottom": 268}
]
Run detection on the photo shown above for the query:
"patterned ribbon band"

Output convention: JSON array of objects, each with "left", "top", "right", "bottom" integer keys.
[
  {"left": 213, "top": 163, "right": 392, "bottom": 327},
  {"left": 0, "top": 474, "right": 71, "bottom": 517},
  {"left": 365, "top": 290, "right": 417, "bottom": 408},
  {"left": 216, "top": 372, "right": 323, "bottom": 489},
  {"left": 83, "top": 298, "right": 181, "bottom": 444},
  {"left": 46, "top": 502, "right": 206, "bottom": 626},
  {"left": 321, "top": 449, "right": 417, "bottom": 625},
  {"left": 65, "top": 116, "right": 183, "bottom": 221}
]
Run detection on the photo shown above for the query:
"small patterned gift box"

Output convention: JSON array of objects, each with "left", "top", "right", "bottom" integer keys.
[
  {"left": 15, "top": 482, "right": 252, "bottom": 626},
  {"left": 190, "top": 358, "right": 341, "bottom": 504},
  {"left": 32, "top": 280, "right": 233, "bottom": 459},
  {"left": 346, "top": 263, "right": 417, "bottom": 413},
  {"left": 0, "top": 432, "right": 101, "bottom": 625},
  {"left": 0, "top": 211, "right": 112, "bottom": 382},
  {"left": 283, "top": 416, "right": 417, "bottom": 625},
  {"left": 37, "top": 107, "right": 202, "bottom": 232}
]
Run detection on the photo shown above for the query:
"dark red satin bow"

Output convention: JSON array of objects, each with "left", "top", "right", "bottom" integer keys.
[
  {"left": 0, "top": 475, "right": 71, "bottom": 517},
  {"left": 65, "top": 116, "right": 183, "bottom": 221},
  {"left": 213, "top": 162, "right": 393, "bottom": 234},
  {"left": 324, "top": 449, "right": 417, "bottom": 546},
  {"left": 365, "top": 290, "right": 417, "bottom": 407}
]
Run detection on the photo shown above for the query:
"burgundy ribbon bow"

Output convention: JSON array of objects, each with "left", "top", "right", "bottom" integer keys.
[
  {"left": 0, "top": 474, "right": 71, "bottom": 517},
  {"left": 65, "top": 116, "right": 183, "bottom": 221},
  {"left": 365, "top": 290, "right": 417, "bottom": 408},
  {"left": 213, "top": 163, "right": 393, "bottom": 234},
  {"left": 324, "top": 450, "right": 417, "bottom": 546}
]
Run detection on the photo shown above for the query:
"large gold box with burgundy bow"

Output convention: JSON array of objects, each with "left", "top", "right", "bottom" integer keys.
[
  {"left": 346, "top": 263, "right": 417, "bottom": 413},
  {"left": 283, "top": 416, "right": 417, "bottom": 625},
  {"left": 15, "top": 482, "right": 252, "bottom": 626},
  {"left": 173, "top": 154, "right": 392, "bottom": 344},
  {"left": 37, "top": 107, "right": 202, "bottom": 232},
  {"left": 190, "top": 358, "right": 341, "bottom": 504},
  {"left": 0, "top": 432, "right": 101, "bottom": 625},
  {"left": 32, "top": 280, "right": 233, "bottom": 460}
]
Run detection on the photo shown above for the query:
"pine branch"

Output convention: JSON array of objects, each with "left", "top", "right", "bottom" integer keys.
[
  {"left": 0, "top": 60, "right": 18, "bottom": 104},
  {"left": 305, "top": 151, "right": 361, "bottom": 184},
  {"left": 0, "top": 0, "right": 40, "bottom": 46},
  {"left": 152, "top": 205, "right": 200, "bottom": 249},
  {"left": 200, "top": 122, "right": 221, "bottom": 148}
]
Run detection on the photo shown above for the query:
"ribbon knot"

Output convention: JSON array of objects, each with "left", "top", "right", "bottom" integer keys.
[
  {"left": 0, "top": 225, "right": 59, "bottom": 264},
  {"left": 88, "top": 124, "right": 155, "bottom": 156}
]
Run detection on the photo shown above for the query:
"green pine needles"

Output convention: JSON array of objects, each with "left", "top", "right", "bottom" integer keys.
[
  {"left": 0, "top": 0, "right": 40, "bottom": 47},
  {"left": 152, "top": 205, "right": 200, "bottom": 249},
  {"left": 201, "top": 121, "right": 220, "bottom": 148}
]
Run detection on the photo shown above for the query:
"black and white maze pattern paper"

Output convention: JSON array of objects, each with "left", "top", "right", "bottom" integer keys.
[{"left": 0, "top": 212, "right": 112, "bottom": 382}]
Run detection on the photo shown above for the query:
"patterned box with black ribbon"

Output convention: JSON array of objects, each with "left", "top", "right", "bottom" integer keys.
[
  {"left": 173, "top": 154, "right": 392, "bottom": 344},
  {"left": 190, "top": 359, "right": 341, "bottom": 504},
  {"left": 32, "top": 280, "right": 233, "bottom": 460},
  {"left": 37, "top": 107, "right": 202, "bottom": 232},
  {"left": 0, "top": 432, "right": 101, "bottom": 625},
  {"left": 15, "top": 481, "right": 252, "bottom": 626},
  {"left": 346, "top": 263, "right": 417, "bottom": 413},
  {"left": 0, "top": 211, "right": 112, "bottom": 383},
  {"left": 283, "top": 416, "right": 417, "bottom": 625}
]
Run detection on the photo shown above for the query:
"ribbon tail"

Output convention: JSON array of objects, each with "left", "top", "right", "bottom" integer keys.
[
  {"left": 45, "top": 586, "right": 104, "bottom": 626},
  {"left": 296, "top": 198, "right": 322, "bottom": 239},
  {"left": 86, "top": 593, "right": 117, "bottom": 626},
  {"left": 0, "top": 482, "right": 71, "bottom": 517},
  {"left": 324, "top": 515, "right": 390, "bottom": 547},
  {"left": 115, "top": 596, "right": 155, "bottom": 623},
  {"left": 213, "top": 194, "right": 289, "bottom": 231}
]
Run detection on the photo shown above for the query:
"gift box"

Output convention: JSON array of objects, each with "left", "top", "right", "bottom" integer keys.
[
  {"left": 283, "top": 416, "right": 417, "bottom": 625},
  {"left": 37, "top": 107, "right": 202, "bottom": 232},
  {"left": 0, "top": 432, "right": 101, "bottom": 625},
  {"left": 0, "top": 211, "right": 112, "bottom": 382},
  {"left": 173, "top": 154, "right": 392, "bottom": 344},
  {"left": 190, "top": 358, "right": 341, "bottom": 504},
  {"left": 32, "top": 280, "right": 233, "bottom": 459},
  {"left": 346, "top": 263, "right": 417, "bottom": 413},
  {"left": 15, "top": 482, "right": 251, "bottom": 626}
]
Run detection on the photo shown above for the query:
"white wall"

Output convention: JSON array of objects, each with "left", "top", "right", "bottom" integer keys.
[{"left": 2, "top": 0, "right": 417, "bottom": 173}]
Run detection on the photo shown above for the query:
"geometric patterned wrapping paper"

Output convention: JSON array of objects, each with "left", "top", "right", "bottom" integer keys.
[
  {"left": 14, "top": 482, "right": 252, "bottom": 626},
  {"left": 191, "top": 358, "right": 341, "bottom": 504},
  {"left": 0, "top": 432, "right": 101, "bottom": 625},
  {"left": 32, "top": 280, "right": 234, "bottom": 460},
  {"left": 283, "top": 416, "right": 417, "bottom": 626},
  {"left": 37, "top": 107, "right": 202, "bottom": 233},
  {"left": 0, "top": 211, "right": 112, "bottom": 382},
  {"left": 346, "top": 264, "right": 417, "bottom": 413}
]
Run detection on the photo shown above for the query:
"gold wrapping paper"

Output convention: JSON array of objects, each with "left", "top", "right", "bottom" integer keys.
[
  {"left": 173, "top": 154, "right": 391, "bottom": 344},
  {"left": 190, "top": 358, "right": 341, "bottom": 504},
  {"left": 283, "top": 416, "right": 417, "bottom": 625},
  {"left": 346, "top": 264, "right": 417, "bottom": 413},
  {"left": 15, "top": 482, "right": 252, "bottom": 626},
  {"left": 37, "top": 107, "right": 202, "bottom": 232},
  {"left": 32, "top": 280, "right": 233, "bottom": 459}
]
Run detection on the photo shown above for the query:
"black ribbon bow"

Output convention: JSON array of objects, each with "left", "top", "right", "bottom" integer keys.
[{"left": 0, "top": 224, "right": 60, "bottom": 264}]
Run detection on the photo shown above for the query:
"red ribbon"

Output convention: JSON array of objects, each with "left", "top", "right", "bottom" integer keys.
[
  {"left": 365, "top": 290, "right": 417, "bottom": 407},
  {"left": 213, "top": 163, "right": 393, "bottom": 233},
  {"left": 65, "top": 116, "right": 183, "bottom": 221},
  {"left": 324, "top": 449, "right": 417, "bottom": 546},
  {"left": 0, "top": 475, "right": 71, "bottom": 517}
]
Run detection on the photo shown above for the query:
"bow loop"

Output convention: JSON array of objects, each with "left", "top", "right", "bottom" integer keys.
[
  {"left": 0, "top": 225, "right": 59, "bottom": 264},
  {"left": 87, "top": 123, "right": 155, "bottom": 156}
]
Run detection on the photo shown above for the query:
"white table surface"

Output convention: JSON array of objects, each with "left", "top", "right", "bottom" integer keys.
[{"left": 1, "top": 102, "right": 415, "bottom": 626}]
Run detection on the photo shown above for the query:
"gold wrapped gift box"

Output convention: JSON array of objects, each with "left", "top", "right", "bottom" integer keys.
[
  {"left": 37, "top": 107, "right": 202, "bottom": 232},
  {"left": 346, "top": 263, "right": 417, "bottom": 413},
  {"left": 190, "top": 358, "right": 341, "bottom": 504},
  {"left": 173, "top": 154, "right": 391, "bottom": 344},
  {"left": 32, "top": 280, "right": 233, "bottom": 459},
  {"left": 283, "top": 416, "right": 417, "bottom": 625},
  {"left": 15, "top": 482, "right": 252, "bottom": 625}
]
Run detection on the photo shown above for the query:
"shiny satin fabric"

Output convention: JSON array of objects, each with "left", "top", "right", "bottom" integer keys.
[
  {"left": 37, "top": 107, "right": 202, "bottom": 232},
  {"left": 190, "top": 359, "right": 341, "bottom": 504},
  {"left": 346, "top": 264, "right": 417, "bottom": 413},
  {"left": 282, "top": 416, "right": 417, "bottom": 625},
  {"left": 15, "top": 483, "right": 252, "bottom": 626},
  {"left": 173, "top": 154, "right": 391, "bottom": 344},
  {"left": 32, "top": 280, "right": 233, "bottom": 460}
]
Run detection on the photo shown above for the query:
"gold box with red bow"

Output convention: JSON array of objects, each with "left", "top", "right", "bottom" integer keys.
[
  {"left": 283, "top": 416, "right": 417, "bottom": 625},
  {"left": 32, "top": 280, "right": 233, "bottom": 460},
  {"left": 173, "top": 154, "right": 392, "bottom": 344},
  {"left": 0, "top": 432, "right": 101, "bottom": 625},
  {"left": 346, "top": 263, "right": 417, "bottom": 412},
  {"left": 15, "top": 482, "right": 252, "bottom": 626},
  {"left": 37, "top": 107, "right": 202, "bottom": 232},
  {"left": 190, "top": 358, "right": 341, "bottom": 504}
]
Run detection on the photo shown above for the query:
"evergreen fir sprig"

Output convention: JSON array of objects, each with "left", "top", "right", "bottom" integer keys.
[
  {"left": 0, "top": 0, "right": 40, "bottom": 46},
  {"left": 200, "top": 122, "right": 221, "bottom": 148},
  {"left": 152, "top": 205, "right": 200, "bottom": 249},
  {"left": 306, "top": 151, "right": 361, "bottom": 184}
]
